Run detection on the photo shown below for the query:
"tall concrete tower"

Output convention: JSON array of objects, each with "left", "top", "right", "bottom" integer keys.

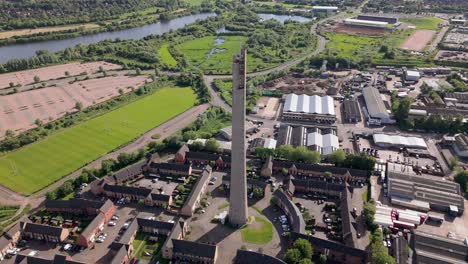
[{"left": 229, "top": 48, "right": 248, "bottom": 227}]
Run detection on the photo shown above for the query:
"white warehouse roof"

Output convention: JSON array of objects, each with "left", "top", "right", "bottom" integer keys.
[
  {"left": 373, "top": 134, "right": 428, "bottom": 149},
  {"left": 283, "top": 94, "right": 335, "bottom": 115},
  {"left": 313, "top": 6, "right": 338, "bottom": 10},
  {"left": 306, "top": 132, "right": 339, "bottom": 155},
  {"left": 263, "top": 138, "right": 277, "bottom": 149},
  {"left": 405, "top": 70, "right": 420, "bottom": 78},
  {"left": 344, "top": 18, "right": 388, "bottom": 26}
]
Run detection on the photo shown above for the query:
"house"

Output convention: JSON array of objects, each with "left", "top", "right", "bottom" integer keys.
[
  {"left": 109, "top": 245, "right": 130, "bottom": 264},
  {"left": 76, "top": 213, "right": 106, "bottom": 247},
  {"left": 110, "top": 160, "right": 145, "bottom": 184},
  {"left": 260, "top": 156, "right": 273, "bottom": 178},
  {"left": 235, "top": 249, "right": 286, "bottom": 264},
  {"left": 290, "top": 232, "right": 368, "bottom": 264},
  {"left": 175, "top": 145, "right": 190, "bottom": 163},
  {"left": 0, "top": 237, "right": 14, "bottom": 260},
  {"left": 94, "top": 182, "right": 172, "bottom": 208},
  {"left": 21, "top": 222, "right": 69, "bottom": 243},
  {"left": 271, "top": 160, "right": 368, "bottom": 182},
  {"left": 273, "top": 189, "right": 306, "bottom": 233},
  {"left": 172, "top": 239, "right": 218, "bottom": 264},
  {"left": 185, "top": 152, "right": 231, "bottom": 169},
  {"left": 147, "top": 162, "right": 192, "bottom": 177},
  {"left": 180, "top": 166, "right": 212, "bottom": 217},
  {"left": 14, "top": 254, "right": 86, "bottom": 264},
  {"left": 45, "top": 198, "right": 115, "bottom": 222}
]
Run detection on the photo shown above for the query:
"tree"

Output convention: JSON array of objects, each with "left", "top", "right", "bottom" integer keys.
[
  {"left": 189, "top": 141, "right": 204, "bottom": 151},
  {"left": 34, "top": 118, "right": 43, "bottom": 127},
  {"left": 177, "top": 185, "right": 186, "bottom": 193},
  {"left": 253, "top": 187, "right": 264, "bottom": 198},
  {"left": 298, "top": 259, "right": 313, "bottom": 264},
  {"left": 284, "top": 248, "right": 302, "bottom": 264},
  {"left": 293, "top": 238, "right": 313, "bottom": 259},
  {"left": 5, "top": 130, "right": 14, "bottom": 138},
  {"left": 363, "top": 201, "right": 376, "bottom": 230},
  {"left": 319, "top": 254, "right": 327, "bottom": 264},
  {"left": 449, "top": 156, "right": 459, "bottom": 170},
  {"left": 100, "top": 159, "right": 115, "bottom": 176},
  {"left": 324, "top": 171, "right": 332, "bottom": 178},
  {"left": 371, "top": 230, "right": 396, "bottom": 264},
  {"left": 329, "top": 149, "right": 346, "bottom": 165},
  {"left": 75, "top": 101, "right": 83, "bottom": 111},
  {"left": 454, "top": 171, "right": 468, "bottom": 193},
  {"left": 9, "top": 82, "right": 14, "bottom": 88},
  {"left": 65, "top": 71, "right": 70, "bottom": 77},
  {"left": 33, "top": 75, "right": 40, "bottom": 83},
  {"left": 205, "top": 138, "right": 220, "bottom": 152},
  {"left": 255, "top": 147, "right": 275, "bottom": 159},
  {"left": 135, "top": 68, "right": 142, "bottom": 75},
  {"left": 46, "top": 191, "right": 57, "bottom": 200},
  {"left": 342, "top": 153, "right": 376, "bottom": 172},
  {"left": 118, "top": 88, "right": 124, "bottom": 95}
]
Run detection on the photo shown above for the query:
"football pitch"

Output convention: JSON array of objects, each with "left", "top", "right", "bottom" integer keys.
[{"left": 0, "top": 87, "right": 196, "bottom": 195}]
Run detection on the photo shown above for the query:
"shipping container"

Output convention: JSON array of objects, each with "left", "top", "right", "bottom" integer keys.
[{"left": 393, "top": 220, "right": 415, "bottom": 230}]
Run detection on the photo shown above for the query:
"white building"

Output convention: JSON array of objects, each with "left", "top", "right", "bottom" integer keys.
[
  {"left": 373, "top": 134, "right": 428, "bottom": 149},
  {"left": 404, "top": 70, "right": 421, "bottom": 82},
  {"left": 306, "top": 131, "right": 339, "bottom": 156},
  {"left": 344, "top": 18, "right": 388, "bottom": 28},
  {"left": 312, "top": 6, "right": 338, "bottom": 12},
  {"left": 282, "top": 94, "right": 336, "bottom": 124}
]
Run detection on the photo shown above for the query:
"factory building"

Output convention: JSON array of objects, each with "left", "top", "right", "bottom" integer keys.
[
  {"left": 276, "top": 124, "right": 338, "bottom": 156},
  {"left": 387, "top": 163, "right": 464, "bottom": 215},
  {"left": 282, "top": 94, "right": 336, "bottom": 124},
  {"left": 373, "top": 133, "right": 428, "bottom": 149},
  {"left": 414, "top": 231, "right": 468, "bottom": 264},
  {"left": 362, "top": 87, "right": 394, "bottom": 124},
  {"left": 356, "top": 15, "right": 398, "bottom": 24},
  {"left": 344, "top": 18, "right": 389, "bottom": 28},
  {"left": 312, "top": 6, "right": 338, "bottom": 12},
  {"left": 404, "top": 69, "right": 421, "bottom": 82}
]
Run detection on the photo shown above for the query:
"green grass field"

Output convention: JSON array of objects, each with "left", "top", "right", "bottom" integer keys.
[
  {"left": 158, "top": 44, "right": 178, "bottom": 68},
  {"left": 400, "top": 17, "right": 443, "bottom": 30},
  {"left": 0, "top": 87, "right": 196, "bottom": 195},
  {"left": 324, "top": 29, "right": 434, "bottom": 67},
  {"left": 176, "top": 35, "right": 270, "bottom": 74},
  {"left": 241, "top": 216, "right": 273, "bottom": 244}
]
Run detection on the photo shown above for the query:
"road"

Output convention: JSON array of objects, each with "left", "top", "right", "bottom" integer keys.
[{"left": 0, "top": 1, "right": 370, "bottom": 229}]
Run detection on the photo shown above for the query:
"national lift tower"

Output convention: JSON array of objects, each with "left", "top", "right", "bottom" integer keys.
[{"left": 228, "top": 48, "right": 248, "bottom": 227}]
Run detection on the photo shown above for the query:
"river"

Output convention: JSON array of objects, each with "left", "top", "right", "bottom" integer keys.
[
  {"left": 0, "top": 12, "right": 216, "bottom": 63},
  {"left": 258, "top": 13, "right": 312, "bottom": 23}
]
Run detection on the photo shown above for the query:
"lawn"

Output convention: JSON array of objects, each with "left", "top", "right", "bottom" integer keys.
[
  {"left": 158, "top": 44, "right": 178, "bottom": 68},
  {"left": 400, "top": 17, "right": 443, "bottom": 30},
  {"left": 176, "top": 35, "right": 271, "bottom": 74},
  {"left": 0, "top": 87, "right": 196, "bottom": 195},
  {"left": 241, "top": 216, "right": 273, "bottom": 244},
  {"left": 324, "top": 30, "right": 434, "bottom": 67}
]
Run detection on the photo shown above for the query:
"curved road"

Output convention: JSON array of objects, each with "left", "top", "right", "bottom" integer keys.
[{"left": 0, "top": 3, "right": 368, "bottom": 229}]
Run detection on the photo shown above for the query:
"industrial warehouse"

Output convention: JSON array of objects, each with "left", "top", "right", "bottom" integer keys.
[
  {"left": 276, "top": 124, "right": 338, "bottom": 156},
  {"left": 282, "top": 94, "right": 336, "bottom": 124}
]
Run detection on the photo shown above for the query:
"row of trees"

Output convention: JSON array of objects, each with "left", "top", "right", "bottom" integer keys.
[
  {"left": 45, "top": 149, "right": 146, "bottom": 200},
  {"left": 255, "top": 145, "right": 321, "bottom": 164}
]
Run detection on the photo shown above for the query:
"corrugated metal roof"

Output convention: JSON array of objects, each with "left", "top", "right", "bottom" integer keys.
[
  {"left": 362, "top": 87, "right": 389, "bottom": 118},
  {"left": 373, "top": 134, "right": 427, "bottom": 149},
  {"left": 284, "top": 94, "right": 335, "bottom": 115},
  {"left": 306, "top": 132, "right": 338, "bottom": 155}
]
